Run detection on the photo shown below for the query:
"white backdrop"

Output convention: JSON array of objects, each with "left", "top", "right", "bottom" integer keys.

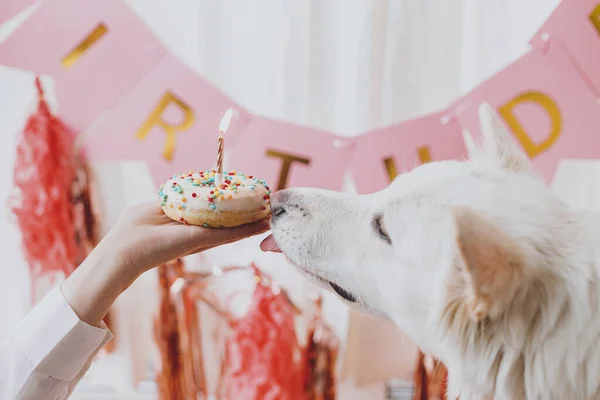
[{"left": 0, "top": 0, "right": 571, "bottom": 398}]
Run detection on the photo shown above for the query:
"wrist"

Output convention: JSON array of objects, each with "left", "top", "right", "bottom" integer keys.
[{"left": 61, "top": 242, "right": 140, "bottom": 327}]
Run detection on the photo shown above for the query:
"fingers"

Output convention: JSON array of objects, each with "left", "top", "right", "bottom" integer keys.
[
  {"left": 173, "top": 220, "right": 268, "bottom": 258},
  {"left": 201, "top": 219, "right": 271, "bottom": 243},
  {"left": 155, "top": 216, "right": 271, "bottom": 262},
  {"left": 171, "top": 218, "right": 269, "bottom": 250}
]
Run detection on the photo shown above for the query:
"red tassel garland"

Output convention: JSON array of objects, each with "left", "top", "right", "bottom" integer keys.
[{"left": 9, "top": 77, "right": 78, "bottom": 298}]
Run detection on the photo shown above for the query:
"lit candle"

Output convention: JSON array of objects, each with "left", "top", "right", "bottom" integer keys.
[
  {"left": 216, "top": 134, "right": 224, "bottom": 174},
  {"left": 215, "top": 108, "right": 233, "bottom": 186}
]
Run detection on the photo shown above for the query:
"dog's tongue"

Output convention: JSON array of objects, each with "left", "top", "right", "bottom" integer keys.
[{"left": 260, "top": 234, "right": 281, "bottom": 253}]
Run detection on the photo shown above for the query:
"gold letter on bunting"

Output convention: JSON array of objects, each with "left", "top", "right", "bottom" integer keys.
[
  {"left": 61, "top": 24, "right": 108, "bottom": 69},
  {"left": 384, "top": 145, "right": 432, "bottom": 183},
  {"left": 590, "top": 5, "right": 600, "bottom": 35},
  {"left": 498, "top": 92, "right": 561, "bottom": 158},
  {"left": 266, "top": 150, "right": 311, "bottom": 190},
  {"left": 136, "top": 92, "right": 194, "bottom": 161}
]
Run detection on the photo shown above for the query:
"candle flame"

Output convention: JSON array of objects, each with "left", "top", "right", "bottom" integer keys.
[{"left": 219, "top": 108, "right": 234, "bottom": 134}]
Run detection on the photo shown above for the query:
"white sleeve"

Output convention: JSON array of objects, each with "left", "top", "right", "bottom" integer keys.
[{"left": 0, "top": 286, "right": 113, "bottom": 400}]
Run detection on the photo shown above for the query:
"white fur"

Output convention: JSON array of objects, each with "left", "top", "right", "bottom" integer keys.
[{"left": 269, "top": 104, "right": 600, "bottom": 399}]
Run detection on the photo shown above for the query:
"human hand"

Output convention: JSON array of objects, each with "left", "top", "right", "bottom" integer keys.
[
  {"left": 101, "top": 202, "right": 270, "bottom": 277},
  {"left": 61, "top": 202, "right": 270, "bottom": 327}
]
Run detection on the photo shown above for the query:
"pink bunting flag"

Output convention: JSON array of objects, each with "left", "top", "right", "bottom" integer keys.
[
  {"left": 530, "top": 0, "right": 600, "bottom": 97},
  {"left": 0, "top": 0, "right": 166, "bottom": 132},
  {"left": 84, "top": 55, "right": 252, "bottom": 186},
  {"left": 0, "top": 0, "right": 37, "bottom": 25},
  {"left": 350, "top": 112, "right": 465, "bottom": 194},
  {"left": 452, "top": 40, "right": 600, "bottom": 182},
  {"left": 229, "top": 118, "right": 355, "bottom": 191}
]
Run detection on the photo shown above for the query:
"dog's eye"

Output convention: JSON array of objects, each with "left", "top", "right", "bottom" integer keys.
[{"left": 372, "top": 214, "right": 391, "bottom": 245}]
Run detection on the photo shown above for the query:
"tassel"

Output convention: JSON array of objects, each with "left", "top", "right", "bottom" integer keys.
[
  {"left": 303, "top": 293, "right": 339, "bottom": 400},
  {"left": 220, "top": 265, "right": 305, "bottom": 400},
  {"left": 413, "top": 352, "right": 428, "bottom": 400},
  {"left": 430, "top": 359, "right": 448, "bottom": 400},
  {"left": 154, "top": 259, "right": 186, "bottom": 400},
  {"left": 9, "top": 77, "right": 78, "bottom": 301},
  {"left": 72, "top": 155, "right": 100, "bottom": 265},
  {"left": 413, "top": 352, "right": 449, "bottom": 400}
]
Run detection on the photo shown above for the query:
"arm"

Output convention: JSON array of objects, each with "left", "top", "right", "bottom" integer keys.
[
  {"left": 60, "top": 245, "right": 138, "bottom": 328},
  {"left": 0, "top": 249, "right": 119, "bottom": 400},
  {"left": 0, "top": 202, "right": 269, "bottom": 400},
  {"left": 0, "top": 286, "right": 111, "bottom": 400}
]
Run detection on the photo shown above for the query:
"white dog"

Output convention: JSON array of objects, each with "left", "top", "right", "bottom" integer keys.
[{"left": 260, "top": 104, "right": 600, "bottom": 400}]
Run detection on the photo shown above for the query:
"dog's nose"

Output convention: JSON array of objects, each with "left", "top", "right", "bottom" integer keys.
[
  {"left": 270, "top": 190, "right": 293, "bottom": 223},
  {"left": 271, "top": 205, "right": 287, "bottom": 219}
]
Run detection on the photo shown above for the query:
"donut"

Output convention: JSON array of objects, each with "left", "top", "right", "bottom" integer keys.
[{"left": 159, "top": 170, "right": 271, "bottom": 227}]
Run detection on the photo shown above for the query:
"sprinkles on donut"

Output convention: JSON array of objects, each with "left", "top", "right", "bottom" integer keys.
[{"left": 160, "top": 170, "right": 271, "bottom": 228}]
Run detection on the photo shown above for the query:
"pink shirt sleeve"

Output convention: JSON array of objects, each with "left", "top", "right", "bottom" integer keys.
[{"left": 0, "top": 286, "right": 113, "bottom": 400}]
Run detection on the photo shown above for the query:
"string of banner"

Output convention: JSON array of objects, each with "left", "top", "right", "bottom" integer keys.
[{"left": 1, "top": 0, "right": 600, "bottom": 194}]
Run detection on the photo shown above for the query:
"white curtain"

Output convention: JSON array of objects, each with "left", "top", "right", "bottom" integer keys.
[{"left": 0, "top": 1, "right": 564, "bottom": 398}]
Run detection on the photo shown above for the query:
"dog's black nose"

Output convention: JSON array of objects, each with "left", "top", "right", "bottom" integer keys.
[
  {"left": 271, "top": 206, "right": 286, "bottom": 220},
  {"left": 270, "top": 190, "right": 291, "bottom": 223},
  {"left": 272, "top": 206, "right": 287, "bottom": 218}
]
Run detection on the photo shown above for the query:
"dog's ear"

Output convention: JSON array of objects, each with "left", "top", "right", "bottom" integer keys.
[
  {"left": 452, "top": 206, "right": 524, "bottom": 321},
  {"left": 462, "top": 103, "right": 534, "bottom": 174}
]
